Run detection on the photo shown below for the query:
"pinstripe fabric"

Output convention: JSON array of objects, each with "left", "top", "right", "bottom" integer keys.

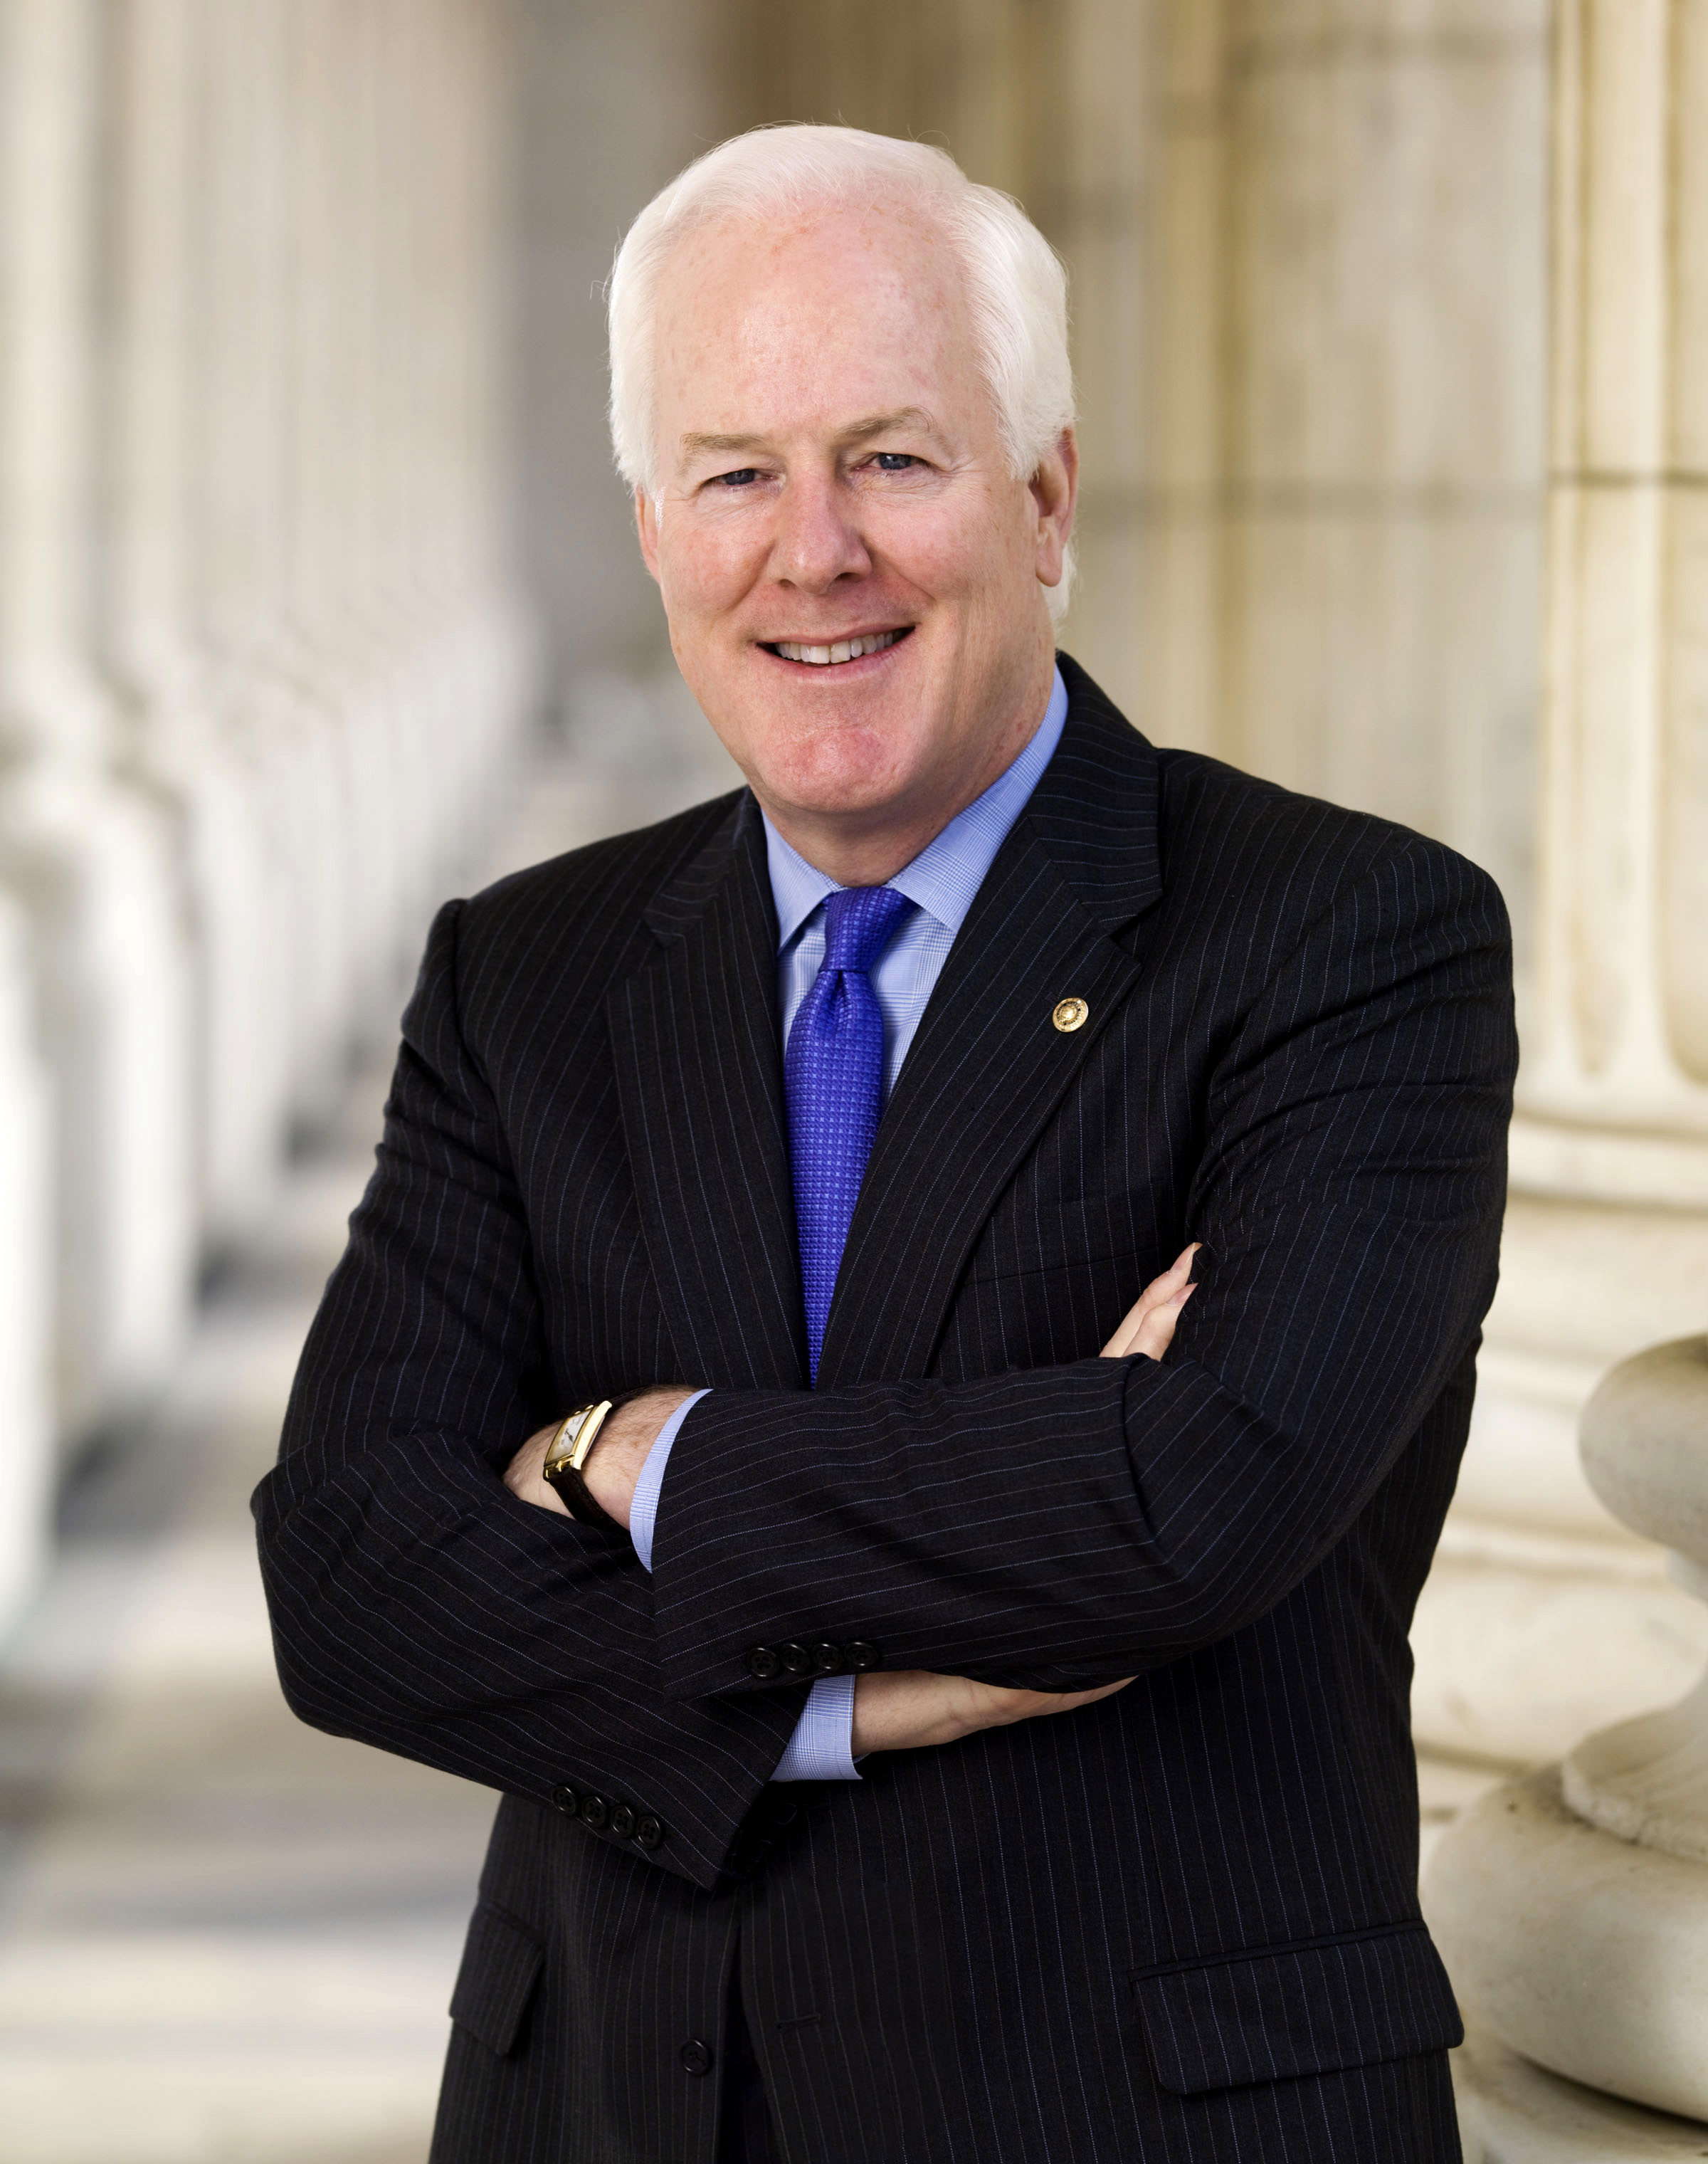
[{"left": 256, "top": 656, "right": 1512, "bottom": 2162}]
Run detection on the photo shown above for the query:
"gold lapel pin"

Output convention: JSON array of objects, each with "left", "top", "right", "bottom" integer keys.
[{"left": 1052, "top": 997, "right": 1089, "bottom": 1034}]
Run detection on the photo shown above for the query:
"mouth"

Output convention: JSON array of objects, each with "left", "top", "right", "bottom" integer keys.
[{"left": 760, "top": 626, "right": 912, "bottom": 668}]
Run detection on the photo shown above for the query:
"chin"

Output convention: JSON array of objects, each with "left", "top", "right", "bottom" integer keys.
[{"left": 763, "top": 728, "right": 915, "bottom": 814}]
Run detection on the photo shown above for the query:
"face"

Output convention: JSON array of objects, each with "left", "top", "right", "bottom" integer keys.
[{"left": 636, "top": 199, "right": 1076, "bottom": 876}]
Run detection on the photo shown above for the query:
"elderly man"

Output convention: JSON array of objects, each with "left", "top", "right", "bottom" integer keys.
[{"left": 257, "top": 126, "right": 1514, "bottom": 2164}]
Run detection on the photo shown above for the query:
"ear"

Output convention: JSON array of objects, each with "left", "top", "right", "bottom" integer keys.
[
  {"left": 1030, "top": 427, "right": 1079, "bottom": 590},
  {"left": 635, "top": 488, "right": 662, "bottom": 584}
]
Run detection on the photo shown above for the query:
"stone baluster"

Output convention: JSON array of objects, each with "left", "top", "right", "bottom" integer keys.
[
  {"left": 1428, "top": 1341, "right": 1708, "bottom": 2153},
  {"left": 0, "top": 0, "right": 194, "bottom": 1439},
  {"left": 0, "top": 893, "right": 52, "bottom": 1635}
]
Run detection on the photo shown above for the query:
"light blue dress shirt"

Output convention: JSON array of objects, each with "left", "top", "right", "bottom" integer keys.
[{"left": 629, "top": 666, "right": 1070, "bottom": 1780}]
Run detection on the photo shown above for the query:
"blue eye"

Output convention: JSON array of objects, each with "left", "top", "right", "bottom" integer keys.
[
  {"left": 716, "top": 468, "right": 760, "bottom": 487},
  {"left": 873, "top": 452, "right": 918, "bottom": 471}
]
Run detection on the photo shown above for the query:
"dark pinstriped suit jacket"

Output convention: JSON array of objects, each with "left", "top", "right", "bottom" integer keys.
[{"left": 257, "top": 658, "right": 1513, "bottom": 2163}]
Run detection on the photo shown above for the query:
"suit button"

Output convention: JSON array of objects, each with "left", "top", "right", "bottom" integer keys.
[
  {"left": 779, "top": 1641, "right": 812, "bottom": 1675},
  {"left": 550, "top": 1785, "right": 579, "bottom": 1818},
  {"left": 845, "top": 1641, "right": 881, "bottom": 1672},
  {"left": 746, "top": 1645, "right": 781, "bottom": 1680},
  {"left": 810, "top": 1639, "right": 843, "bottom": 1676},
  {"left": 578, "top": 1792, "right": 609, "bottom": 1830},
  {"left": 681, "top": 2039, "right": 713, "bottom": 2076},
  {"left": 635, "top": 1814, "right": 665, "bottom": 1850},
  {"left": 608, "top": 1802, "right": 636, "bottom": 1839}
]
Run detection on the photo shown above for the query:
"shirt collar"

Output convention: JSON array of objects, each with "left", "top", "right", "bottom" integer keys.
[{"left": 764, "top": 663, "right": 1069, "bottom": 950}]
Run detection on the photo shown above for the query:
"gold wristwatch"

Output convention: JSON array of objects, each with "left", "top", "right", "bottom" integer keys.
[{"left": 542, "top": 1399, "right": 628, "bottom": 1530}]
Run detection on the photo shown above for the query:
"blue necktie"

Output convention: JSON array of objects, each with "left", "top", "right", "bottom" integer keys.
[{"left": 784, "top": 885, "right": 916, "bottom": 1382}]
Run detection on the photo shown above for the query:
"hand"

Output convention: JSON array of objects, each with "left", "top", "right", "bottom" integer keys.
[
  {"left": 1101, "top": 1243, "right": 1199, "bottom": 1360},
  {"left": 502, "top": 1386, "right": 695, "bottom": 1533},
  {"left": 850, "top": 1669, "right": 1134, "bottom": 1755},
  {"left": 845, "top": 1249, "right": 1195, "bottom": 1753}
]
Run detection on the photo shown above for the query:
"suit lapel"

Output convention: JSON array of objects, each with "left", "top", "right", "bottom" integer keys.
[
  {"left": 607, "top": 794, "right": 808, "bottom": 1389},
  {"left": 816, "top": 666, "right": 1166, "bottom": 1388}
]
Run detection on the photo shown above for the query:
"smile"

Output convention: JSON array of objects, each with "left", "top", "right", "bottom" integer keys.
[{"left": 765, "top": 629, "right": 910, "bottom": 666}]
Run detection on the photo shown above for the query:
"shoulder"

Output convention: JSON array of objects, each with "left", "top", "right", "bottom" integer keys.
[
  {"left": 1048, "top": 655, "right": 1508, "bottom": 942},
  {"left": 1154, "top": 746, "right": 1509, "bottom": 937}
]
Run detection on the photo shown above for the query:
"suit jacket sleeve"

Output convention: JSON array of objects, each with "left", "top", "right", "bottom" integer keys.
[
  {"left": 645, "top": 834, "right": 1516, "bottom": 1698},
  {"left": 253, "top": 900, "right": 808, "bottom": 1892}
]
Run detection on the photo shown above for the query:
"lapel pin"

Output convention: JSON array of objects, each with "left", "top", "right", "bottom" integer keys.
[{"left": 1052, "top": 997, "right": 1089, "bottom": 1034}]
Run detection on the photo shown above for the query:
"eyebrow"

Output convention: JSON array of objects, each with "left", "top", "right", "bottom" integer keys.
[{"left": 677, "top": 408, "right": 939, "bottom": 464}]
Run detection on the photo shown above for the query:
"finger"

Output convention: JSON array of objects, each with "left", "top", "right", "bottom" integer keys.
[
  {"left": 1149, "top": 1243, "right": 1199, "bottom": 1291},
  {"left": 1044, "top": 1676, "right": 1136, "bottom": 1713},
  {"left": 1103, "top": 1279, "right": 1187, "bottom": 1358},
  {"left": 1131, "top": 1280, "right": 1195, "bottom": 1360},
  {"left": 1116, "top": 1280, "right": 1193, "bottom": 1362},
  {"left": 1100, "top": 1244, "right": 1203, "bottom": 1357}
]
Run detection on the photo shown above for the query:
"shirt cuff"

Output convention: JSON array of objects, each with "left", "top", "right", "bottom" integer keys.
[
  {"left": 771, "top": 1672, "right": 861, "bottom": 1782},
  {"left": 628, "top": 1390, "right": 710, "bottom": 1574}
]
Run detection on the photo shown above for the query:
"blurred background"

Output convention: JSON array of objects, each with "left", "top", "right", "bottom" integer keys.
[{"left": 1, "top": 1, "right": 1706, "bottom": 2157}]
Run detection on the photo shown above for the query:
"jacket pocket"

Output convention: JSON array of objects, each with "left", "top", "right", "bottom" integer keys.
[
  {"left": 448, "top": 1901, "right": 545, "bottom": 2058},
  {"left": 1130, "top": 1923, "right": 1463, "bottom": 2096}
]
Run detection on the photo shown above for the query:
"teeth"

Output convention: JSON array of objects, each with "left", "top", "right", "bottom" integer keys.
[{"left": 774, "top": 630, "right": 902, "bottom": 665}]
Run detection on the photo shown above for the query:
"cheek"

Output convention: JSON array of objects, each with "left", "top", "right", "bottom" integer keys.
[
  {"left": 658, "top": 515, "right": 770, "bottom": 621},
  {"left": 870, "top": 493, "right": 1026, "bottom": 604}
]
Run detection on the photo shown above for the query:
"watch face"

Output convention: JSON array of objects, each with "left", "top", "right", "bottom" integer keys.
[{"left": 547, "top": 1407, "right": 591, "bottom": 1474}]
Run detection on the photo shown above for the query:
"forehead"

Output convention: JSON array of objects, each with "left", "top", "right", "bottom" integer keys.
[{"left": 650, "top": 200, "right": 981, "bottom": 438}]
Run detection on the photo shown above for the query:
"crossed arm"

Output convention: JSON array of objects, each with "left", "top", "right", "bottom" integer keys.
[
  {"left": 259, "top": 842, "right": 1514, "bottom": 1890},
  {"left": 502, "top": 1247, "right": 1200, "bottom": 1757}
]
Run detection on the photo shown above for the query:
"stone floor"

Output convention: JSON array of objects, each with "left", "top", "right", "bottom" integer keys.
[
  {"left": 0, "top": 697, "right": 1511, "bottom": 2163},
  {"left": 0, "top": 1052, "right": 492, "bottom": 2164}
]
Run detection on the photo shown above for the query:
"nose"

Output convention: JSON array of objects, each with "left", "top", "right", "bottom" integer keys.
[{"left": 771, "top": 468, "right": 872, "bottom": 594}]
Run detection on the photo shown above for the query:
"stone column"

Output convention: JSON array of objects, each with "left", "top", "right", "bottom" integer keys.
[
  {"left": 1411, "top": 0, "right": 1708, "bottom": 1782},
  {"left": 1123, "top": 1, "right": 1551, "bottom": 923},
  {"left": 100, "top": 0, "right": 285, "bottom": 1241},
  {"left": 349, "top": 0, "right": 534, "bottom": 1029},
  {"left": 1420, "top": 1, "right": 1708, "bottom": 2150},
  {"left": 190, "top": 0, "right": 360, "bottom": 1130},
  {"left": 0, "top": 0, "right": 194, "bottom": 1439}
]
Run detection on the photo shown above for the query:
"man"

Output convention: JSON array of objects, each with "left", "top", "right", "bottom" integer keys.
[{"left": 256, "top": 127, "right": 1514, "bottom": 2164}]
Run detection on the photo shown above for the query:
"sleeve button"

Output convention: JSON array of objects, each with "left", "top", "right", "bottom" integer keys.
[
  {"left": 608, "top": 1802, "right": 636, "bottom": 1839},
  {"left": 578, "top": 1792, "right": 610, "bottom": 1830},
  {"left": 844, "top": 1642, "right": 880, "bottom": 1672},
  {"left": 635, "top": 1814, "right": 665, "bottom": 1850},
  {"left": 779, "top": 1641, "right": 812, "bottom": 1676},
  {"left": 810, "top": 1639, "right": 843, "bottom": 1676},
  {"left": 746, "top": 1645, "right": 781, "bottom": 1681},
  {"left": 550, "top": 1785, "right": 579, "bottom": 1818}
]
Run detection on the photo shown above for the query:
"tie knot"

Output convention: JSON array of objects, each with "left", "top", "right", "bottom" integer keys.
[{"left": 822, "top": 884, "right": 913, "bottom": 975}]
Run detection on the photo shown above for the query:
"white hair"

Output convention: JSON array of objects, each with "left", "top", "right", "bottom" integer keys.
[{"left": 606, "top": 125, "right": 1077, "bottom": 619}]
